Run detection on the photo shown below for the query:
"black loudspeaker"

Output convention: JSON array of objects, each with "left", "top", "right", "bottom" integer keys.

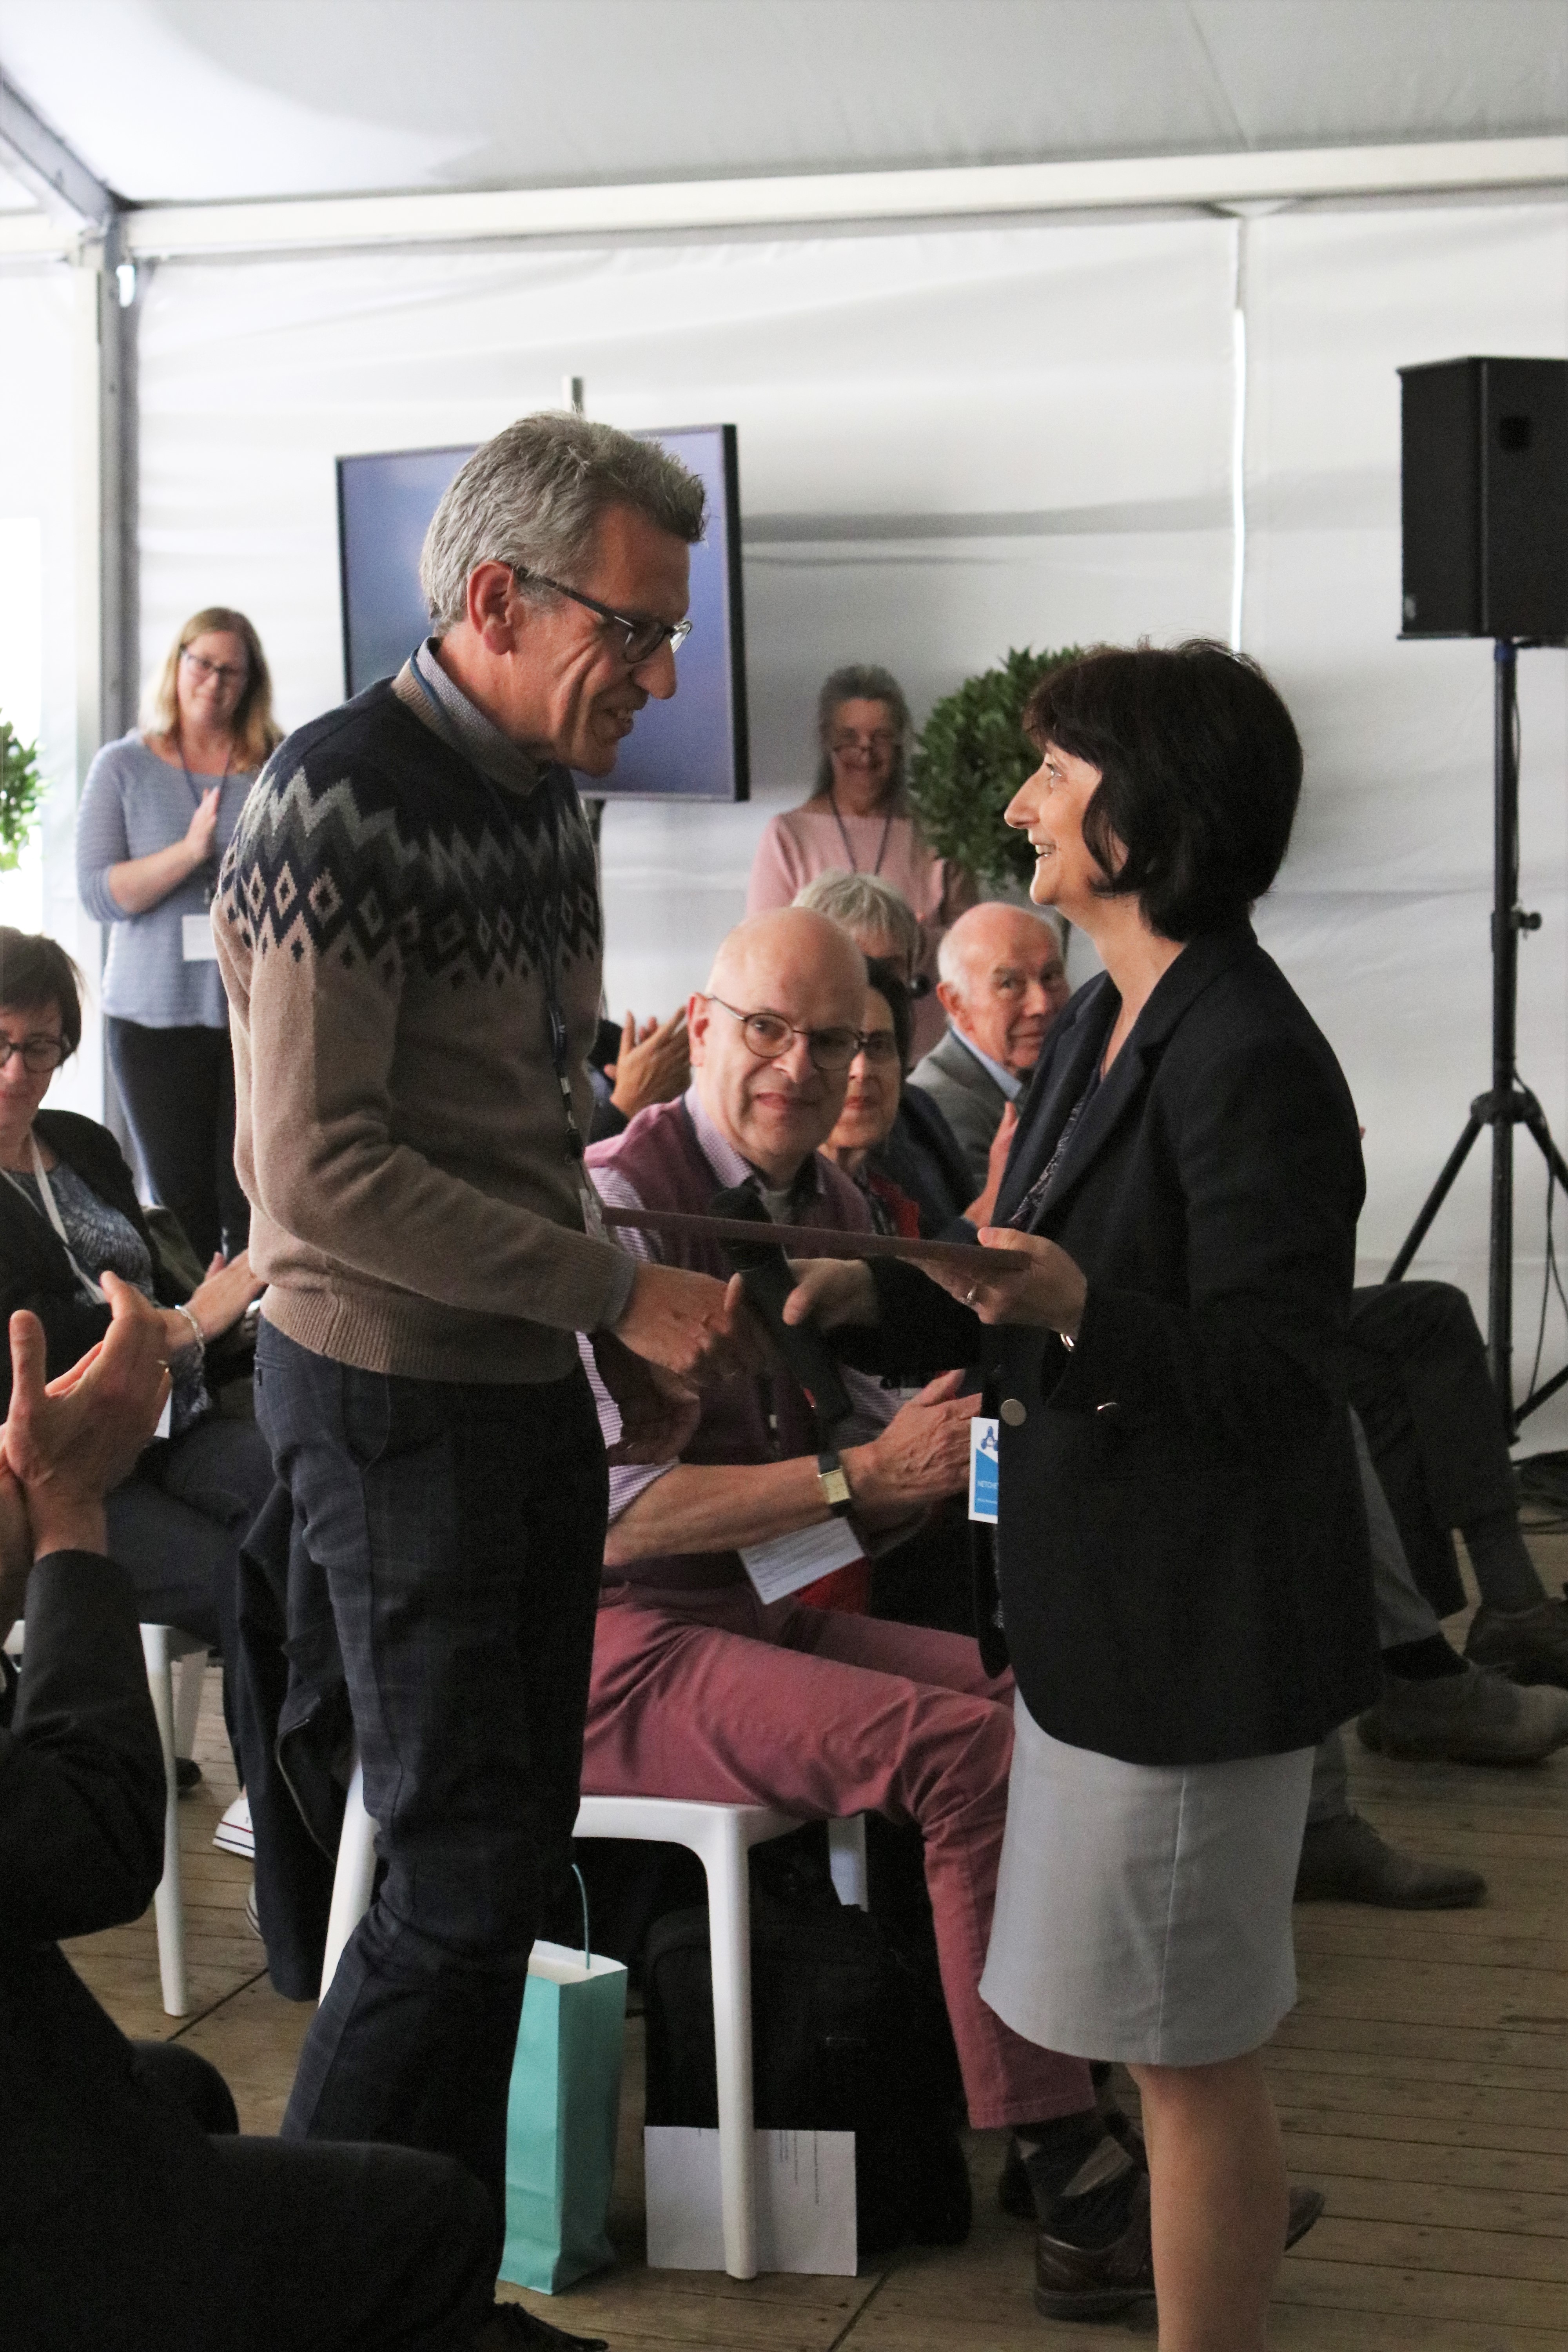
[{"left": 1400, "top": 357, "right": 1567, "bottom": 643}]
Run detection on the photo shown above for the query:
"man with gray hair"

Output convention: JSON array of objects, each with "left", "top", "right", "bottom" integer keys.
[
  {"left": 216, "top": 412, "right": 748, "bottom": 2312},
  {"left": 910, "top": 902, "right": 1072, "bottom": 1191}
]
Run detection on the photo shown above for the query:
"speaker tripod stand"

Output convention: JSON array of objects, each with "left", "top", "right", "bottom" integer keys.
[{"left": 1384, "top": 640, "right": 1568, "bottom": 1445}]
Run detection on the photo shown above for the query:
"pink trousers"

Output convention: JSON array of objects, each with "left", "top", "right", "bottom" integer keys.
[{"left": 583, "top": 1582, "right": 1094, "bottom": 2132}]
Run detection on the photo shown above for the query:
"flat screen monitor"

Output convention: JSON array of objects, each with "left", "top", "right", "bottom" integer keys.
[{"left": 336, "top": 424, "right": 748, "bottom": 801}]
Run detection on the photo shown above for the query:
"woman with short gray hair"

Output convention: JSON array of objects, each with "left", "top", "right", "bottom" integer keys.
[{"left": 747, "top": 662, "right": 974, "bottom": 1056}]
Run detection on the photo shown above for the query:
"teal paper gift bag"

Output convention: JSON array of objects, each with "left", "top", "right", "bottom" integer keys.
[{"left": 499, "top": 1927, "right": 629, "bottom": 2294}]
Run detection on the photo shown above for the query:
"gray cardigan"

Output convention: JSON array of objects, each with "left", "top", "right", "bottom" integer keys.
[{"left": 76, "top": 732, "right": 257, "bottom": 1028}]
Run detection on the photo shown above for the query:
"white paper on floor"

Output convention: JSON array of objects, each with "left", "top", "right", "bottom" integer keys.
[{"left": 643, "top": 2125, "right": 857, "bottom": 2274}]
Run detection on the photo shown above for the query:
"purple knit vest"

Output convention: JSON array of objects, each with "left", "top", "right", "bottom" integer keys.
[{"left": 588, "top": 1098, "right": 871, "bottom": 1592}]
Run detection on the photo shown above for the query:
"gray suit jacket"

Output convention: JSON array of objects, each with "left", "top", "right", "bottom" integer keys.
[{"left": 907, "top": 1025, "right": 1009, "bottom": 1191}]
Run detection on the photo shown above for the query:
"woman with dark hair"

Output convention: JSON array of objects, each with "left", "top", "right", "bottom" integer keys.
[
  {"left": 77, "top": 606, "right": 282, "bottom": 1262},
  {"left": 788, "top": 642, "right": 1371, "bottom": 2342},
  {"left": 820, "top": 959, "right": 920, "bottom": 1236},
  {"left": 747, "top": 663, "right": 974, "bottom": 1057},
  {"left": 0, "top": 929, "right": 271, "bottom": 1774}
]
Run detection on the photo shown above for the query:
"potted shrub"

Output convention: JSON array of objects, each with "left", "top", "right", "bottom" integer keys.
[
  {"left": 907, "top": 646, "right": 1082, "bottom": 893},
  {"left": 0, "top": 717, "right": 46, "bottom": 872}
]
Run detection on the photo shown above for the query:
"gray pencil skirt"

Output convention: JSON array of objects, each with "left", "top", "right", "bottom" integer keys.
[{"left": 979, "top": 1694, "right": 1315, "bottom": 2067}]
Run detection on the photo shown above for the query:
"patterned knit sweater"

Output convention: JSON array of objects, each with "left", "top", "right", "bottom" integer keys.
[{"left": 214, "top": 668, "right": 631, "bottom": 1383}]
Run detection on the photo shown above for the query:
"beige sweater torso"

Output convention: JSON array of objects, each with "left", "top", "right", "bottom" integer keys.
[{"left": 214, "top": 667, "right": 630, "bottom": 1382}]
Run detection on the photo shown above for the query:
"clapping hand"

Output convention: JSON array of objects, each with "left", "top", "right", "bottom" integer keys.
[
  {"left": 607, "top": 1008, "right": 690, "bottom": 1119},
  {"left": 1, "top": 1272, "right": 171, "bottom": 1563}
]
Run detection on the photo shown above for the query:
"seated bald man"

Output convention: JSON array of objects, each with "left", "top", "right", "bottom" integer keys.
[
  {"left": 910, "top": 903, "right": 1071, "bottom": 1192},
  {"left": 581, "top": 908, "right": 1154, "bottom": 2307}
]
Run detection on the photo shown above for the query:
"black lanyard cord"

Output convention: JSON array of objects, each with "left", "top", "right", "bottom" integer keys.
[
  {"left": 176, "top": 739, "right": 233, "bottom": 905},
  {"left": 828, "top": 786, "right": 895, "bottom": 879}
]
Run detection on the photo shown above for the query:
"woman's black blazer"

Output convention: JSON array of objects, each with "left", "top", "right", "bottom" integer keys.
[
  {"left": 0, "top": 1111, "right": 187, "bottom": 1416},
  {"left": 866, "top": 921, "right": 1380, "bottom": 1768}
]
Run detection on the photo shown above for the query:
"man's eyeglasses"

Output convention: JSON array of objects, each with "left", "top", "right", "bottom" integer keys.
[
  {"left": 0, "top": 1035, "right": 67, "bottom": 1072},
  {"left": 705, "top": 996, "right": 864, "bottom": 1073},
  {"left": 511, "top": 567, "right": 692, "bottom": 667},
  {"left": 181, "top": 649, "right": 248, "bottom": 686}
]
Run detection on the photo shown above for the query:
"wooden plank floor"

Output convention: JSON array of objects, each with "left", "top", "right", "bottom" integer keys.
[{"left": 70, "top": 1527, "right": 1568, "bottom": 2349}]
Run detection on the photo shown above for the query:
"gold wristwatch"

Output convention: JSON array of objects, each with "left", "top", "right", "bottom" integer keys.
[{"left": 816, "top": 1451, "right": 853, "bottom": 1517}]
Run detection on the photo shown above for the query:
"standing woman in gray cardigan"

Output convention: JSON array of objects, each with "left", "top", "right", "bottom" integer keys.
[{"left": 77, "top": 608, "right": 281, "bottom": 1263}]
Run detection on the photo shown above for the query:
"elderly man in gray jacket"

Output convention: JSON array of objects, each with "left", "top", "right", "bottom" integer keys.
[{"left": 909, "top": 903, "right": 1071, "bottom": 1189}]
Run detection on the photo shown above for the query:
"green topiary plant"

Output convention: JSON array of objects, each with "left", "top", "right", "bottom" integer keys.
[
  {"left": 907, "top": 646, "right": 1083, "bottom": 892},
  {"left": 0, "top": 717, "right": 46, "bottom": 873}
]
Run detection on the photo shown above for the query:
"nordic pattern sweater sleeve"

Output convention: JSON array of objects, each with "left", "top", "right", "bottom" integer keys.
[{"left": 214, "top": 675, "right": 633, "bottom": 1383}]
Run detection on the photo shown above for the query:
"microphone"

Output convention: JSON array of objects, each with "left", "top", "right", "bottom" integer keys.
[{"left": 708, "top": 1181, "right": 855, "bottom": 1437}]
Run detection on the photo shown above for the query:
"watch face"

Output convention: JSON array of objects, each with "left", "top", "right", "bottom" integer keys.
[{"left": 820, "top": 1465, "right": 851, "bottom": 1508}]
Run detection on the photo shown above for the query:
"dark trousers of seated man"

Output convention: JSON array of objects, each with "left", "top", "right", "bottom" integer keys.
[
  {"left": 255, "top": 1324, "right": 607, "bottom": 2258},
  {"left": 1346, "top": 1280, "right": 1534, "bottom": 1618},
  {"left": 9, "top": 2006, "right": 494, "bottom": 2351}
]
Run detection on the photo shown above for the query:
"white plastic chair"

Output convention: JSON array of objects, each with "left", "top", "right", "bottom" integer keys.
[
  {"left": 319, "top": 1771, "right": 869, "bottom": 2280},
  {"left": 138, "top": 1624, "right": 208, "bottom": 2018}
]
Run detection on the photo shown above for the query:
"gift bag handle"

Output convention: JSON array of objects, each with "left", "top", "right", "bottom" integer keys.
[{"left": 572, "top": 1862, "right": 591, "bottom": 1969}]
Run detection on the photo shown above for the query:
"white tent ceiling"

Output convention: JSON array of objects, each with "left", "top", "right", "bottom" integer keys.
[{"left": 0, "top": 0, "right": 1564, "bottom": 212}]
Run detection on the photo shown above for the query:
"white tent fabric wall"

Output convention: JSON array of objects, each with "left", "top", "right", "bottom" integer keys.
[
  {"left": 0, "top": 265, "right": 103, "bottom": 1122},
  {"left": 132, "top": 196, "right": 1568, "bottom": 1436},
  {"left": 1243, "top": 203, "right": 1568, "bottom": 1438}
]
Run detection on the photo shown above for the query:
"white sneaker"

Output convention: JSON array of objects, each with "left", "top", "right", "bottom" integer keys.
[{"left": 214, "top": 1791, "right": 254, "bottom": 1859}]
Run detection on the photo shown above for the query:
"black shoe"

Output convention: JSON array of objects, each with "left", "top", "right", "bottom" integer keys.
[
  {"left": 1295, "top": 1812, "right": 1485, "bottom": 1909},
  {"left": 175, "top": 1756, "right": 202, "bottom": 1796},
  {"left": 1034, "top": 2175, "right": 1156, "bottom": 2320},
  {"left": 478, "top": 2304, "right": 608, "bottom": 2351},
  {"left": 1465, "top": 1588, "right": 1568, "bottom": 1691},
  {"left": 1358, "top": 1662, "right": 1568, "bottom": 1764},
  {"left": 1009, "top": 2124, "right": 1324, "bottom": 2234}
]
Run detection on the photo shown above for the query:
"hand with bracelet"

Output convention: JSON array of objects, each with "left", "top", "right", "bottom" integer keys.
[{"left": 158, "top": 1247, "right": 265, "bottom": 1371}]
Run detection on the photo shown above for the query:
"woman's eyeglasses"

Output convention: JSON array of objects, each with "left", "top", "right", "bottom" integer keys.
[
  {"left": 0, "top": 1035, "right": 67, "bottom": 1072},
  {"left": 181, "top": 649, "right": 248, "bottom": 686},
  {"left": 853, "top": 1031, "right": 901, "bottom": 1065},
  {"left": 829, "top": 731, "right": 898, "bottom": 757}
]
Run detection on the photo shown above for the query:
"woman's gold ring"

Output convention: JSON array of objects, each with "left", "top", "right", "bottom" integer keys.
[{"left": 965, "top": 1285, "right": 980, "bottom": 1306}]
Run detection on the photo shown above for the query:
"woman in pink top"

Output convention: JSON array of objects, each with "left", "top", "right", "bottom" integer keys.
[{"left": 746, "top": 664, "right": 975, "bottom": 1058}]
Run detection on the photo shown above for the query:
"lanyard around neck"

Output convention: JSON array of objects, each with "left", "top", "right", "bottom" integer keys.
[
  {"left": 177, "top": 739, "right": 233, "bottom": 904},
  {"left": 828, "top": 787, "right": 895, "bottom": 879},
  {"left": 2, "top": 1136, "right": 108, "bottom": 1304}
]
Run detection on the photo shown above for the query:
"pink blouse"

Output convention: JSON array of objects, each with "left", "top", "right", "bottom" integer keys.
[{"left": 746, "top": 803, "right": 976, "bottom": 1059}]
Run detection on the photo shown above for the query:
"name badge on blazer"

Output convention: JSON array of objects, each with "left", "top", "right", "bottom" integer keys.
[
  {"left": 969, "top": 1416, "right": 999, "bottom": 1524},
  {"left": 181, "top": 913, "right": 218, "bottom": 962}
]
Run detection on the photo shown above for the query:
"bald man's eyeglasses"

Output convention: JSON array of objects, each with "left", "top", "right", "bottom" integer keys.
[{"left": 704, "top": 996, "right": 863, "bottom": 1072}]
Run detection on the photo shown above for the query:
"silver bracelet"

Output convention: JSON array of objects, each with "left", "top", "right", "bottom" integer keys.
[{"left": 170, "top": 1301, "right": 205, "bottom": 1366}]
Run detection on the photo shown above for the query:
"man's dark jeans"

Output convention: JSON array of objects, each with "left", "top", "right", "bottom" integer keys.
[{"left": 254, "top": 1323, "right": 607, "bottom": 2258}]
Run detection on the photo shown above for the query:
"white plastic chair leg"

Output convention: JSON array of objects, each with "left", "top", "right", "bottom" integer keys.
[
  {"left": 320, "top": 1759, "right": 378, "bottom": 2002},
  {"left": 140, "top": 1624, "right": 188, "bottom": 2017},
  {"left": 172, "top": 1646, "right": 206, "bottom": 1761},
  {"left": 699, "top": 1810, "right": 759, "bottom": 2281},
  {"left": 826, "top": 1814, "right": 869, "bottom": 1910}
]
